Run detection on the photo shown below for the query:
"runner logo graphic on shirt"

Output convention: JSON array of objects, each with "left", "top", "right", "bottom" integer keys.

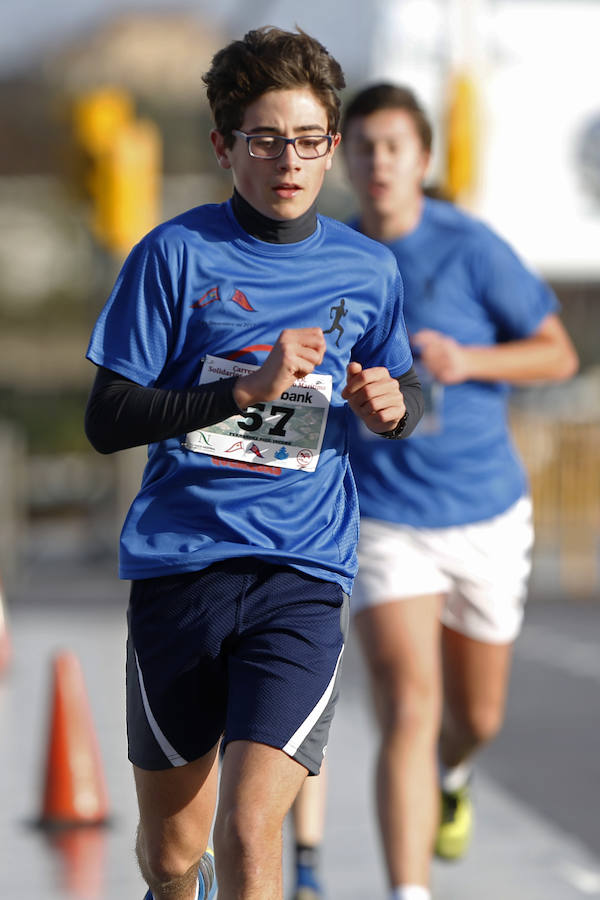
[{"left": 323, "top": 297, "right": 348, "bottom": 347}]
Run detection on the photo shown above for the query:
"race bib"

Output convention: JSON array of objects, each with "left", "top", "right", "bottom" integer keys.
[{"left": 184, "top": 355, "right": 332, "bottom": 472}]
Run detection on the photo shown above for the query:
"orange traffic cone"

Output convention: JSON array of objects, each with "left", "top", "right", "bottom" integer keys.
[
  {"left": 40, "top": 651, "right": 110, "bottom": 827},
  {"left": 0, "top": 576, "right": 12, "bottom": 675}
]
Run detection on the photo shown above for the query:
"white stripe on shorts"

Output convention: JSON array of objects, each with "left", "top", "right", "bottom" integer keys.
[
  {"left": 282, "top": 645, "right": 344, "bottom": 757},
  {"left": 135, "top": 650, "right": 189, "bottom": 767}
]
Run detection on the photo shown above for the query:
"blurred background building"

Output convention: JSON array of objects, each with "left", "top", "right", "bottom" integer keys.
[{"left": 0, "top": 0, "right": 598, "bottom": 598}]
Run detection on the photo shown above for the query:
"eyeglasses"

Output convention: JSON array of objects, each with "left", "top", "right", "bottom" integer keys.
[{"left": 232, "top": 130, "right": 333, "bottom": 160}]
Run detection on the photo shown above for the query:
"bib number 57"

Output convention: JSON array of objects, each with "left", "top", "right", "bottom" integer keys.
[{"left": 237, "top": 403, "right": 295, "bottom": 438}]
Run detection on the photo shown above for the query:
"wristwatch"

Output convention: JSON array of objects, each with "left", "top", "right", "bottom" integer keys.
[{"left": 381, "top": 410, "right": 408, "bottom": 439}]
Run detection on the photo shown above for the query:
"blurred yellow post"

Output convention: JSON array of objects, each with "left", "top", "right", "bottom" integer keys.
[
  {"left": 72, "top": 87, "right": 162, "bottom": 258},
  {"left": 72, "top": 87, "right": 134, "bottom": 198},
  {"left": 444, "top": 70, "right": 478, "bottom": 203},
  {"left": 94, "top": 118, "right": 162, "bottom": 257}
]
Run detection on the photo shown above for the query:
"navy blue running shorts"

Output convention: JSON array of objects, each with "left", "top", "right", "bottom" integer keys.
[{"left": 126, "top": 558, "right": 349, "bottom": 775}]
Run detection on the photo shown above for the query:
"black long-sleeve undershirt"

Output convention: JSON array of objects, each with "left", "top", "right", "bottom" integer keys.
[
  {"left": 84, "top": 367, "right": 242, "bottom": 454},
  {"left": 389, "top": 365, "right": 423, "bottom": 438},
  {"left": 84, "top": 364, "right": 423, "bottom": 455}
]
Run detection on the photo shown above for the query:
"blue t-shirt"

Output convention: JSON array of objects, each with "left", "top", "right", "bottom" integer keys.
[
  {"left": 87, "top": 200, "right": 412, "bottom": 591},
  {"left": 348, "top": 197, "right": 559, "bottom": 528}
]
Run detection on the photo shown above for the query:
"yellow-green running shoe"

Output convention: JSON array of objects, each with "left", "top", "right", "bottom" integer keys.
[{"left": 434, "top": 785, "right": 473, "bottom": 860}]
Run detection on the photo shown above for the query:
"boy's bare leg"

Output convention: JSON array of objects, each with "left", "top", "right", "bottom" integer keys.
[
  {"left": 292, "top": 764, "right": 327, "bottom": 846},
  {"left": 356, "top": 594, "right": 443, "bottom": 888},
  {"left": 291, "top": 765, "right": 327, "bottom": 895},
  {"left": 134, "top": 745, "right": 220, "bottom": 900},
  {"left": 440, "top": 628, "right": 513, "bottom": 767},
  {"left": 214, "top": 739, "right": 308, "bottom": 899}
]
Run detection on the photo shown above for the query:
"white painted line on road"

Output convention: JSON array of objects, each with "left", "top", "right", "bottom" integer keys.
[
  {"left": 517, "top": 625, "right": 600, "bottom": 681},
  {"left": 558, "top": 861, "right": 600, "bottom": 895}
]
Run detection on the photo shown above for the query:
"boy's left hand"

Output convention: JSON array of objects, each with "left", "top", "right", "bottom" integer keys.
[{"left": 342, "top": 362, "right": 406, "bottom": 434}]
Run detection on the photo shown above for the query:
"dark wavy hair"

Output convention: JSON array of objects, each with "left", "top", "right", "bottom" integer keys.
[{"left": 203, "top": 26, "right": 346, "bottom": 147}]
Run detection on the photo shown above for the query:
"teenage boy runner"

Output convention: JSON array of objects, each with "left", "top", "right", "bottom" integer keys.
[
  {"left": 85, "top": 30, "right": 422, "bottom": 900},
  {"left": 341, "top": 84, "right": 577, "bottom": 900}
]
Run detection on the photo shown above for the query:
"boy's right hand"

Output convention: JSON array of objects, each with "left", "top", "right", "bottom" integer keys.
[{"left": 233, "top": 328, "right": 326, "bottom": 409}]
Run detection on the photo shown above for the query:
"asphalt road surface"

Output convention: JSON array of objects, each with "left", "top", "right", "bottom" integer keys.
[{"left": 1, "top": 557, "right": 599, "bottom": 899}]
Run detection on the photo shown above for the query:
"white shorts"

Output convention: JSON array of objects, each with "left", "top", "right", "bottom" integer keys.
[{"left": 351, "top": 497, "right": 534, "bottom": 644}]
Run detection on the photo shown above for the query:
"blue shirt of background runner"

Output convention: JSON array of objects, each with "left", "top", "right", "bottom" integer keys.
[{"left": 347, "top": 196, "right": 559, "bottom": 528}]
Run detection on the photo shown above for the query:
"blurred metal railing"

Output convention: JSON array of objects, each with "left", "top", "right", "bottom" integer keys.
[{"left": 511, "top": 411, "right": 600, "bottom": 600}]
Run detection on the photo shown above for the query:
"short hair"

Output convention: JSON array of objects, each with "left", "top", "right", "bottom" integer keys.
[
  {"left": 342, "top": 83, "right": 433, "bottom": 153},
  {"left": 203, "top": 26, "right": 346, "bottom": 147}
]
